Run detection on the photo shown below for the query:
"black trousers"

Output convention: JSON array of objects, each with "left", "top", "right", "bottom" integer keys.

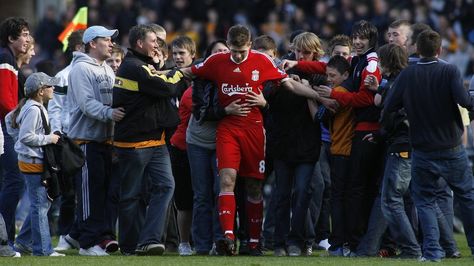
[
  {"left": 346, "top": 131, "right": 385, "bottom": 250},
  {"left": 72, "top": 142, "right": 117, "bottom": 248}
]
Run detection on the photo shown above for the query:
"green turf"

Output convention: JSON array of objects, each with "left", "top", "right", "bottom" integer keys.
[{"left": 2, "top": 234, "right": 472, "bottom": 265}]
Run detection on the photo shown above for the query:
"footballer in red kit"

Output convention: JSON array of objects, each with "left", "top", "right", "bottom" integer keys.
[
  {"left": 180, "top": 24, "right": 325, "bottom": 256},
  {"left": 192, "top": 49, "right": 287, "bottom": 178},
  {"left": 192, "top": 50, "right": 286, "bottom": 128}
]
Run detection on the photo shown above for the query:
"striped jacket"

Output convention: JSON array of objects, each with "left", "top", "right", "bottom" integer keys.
[{"left": 112, "top": 49, "right": 185, "bottom": 142}]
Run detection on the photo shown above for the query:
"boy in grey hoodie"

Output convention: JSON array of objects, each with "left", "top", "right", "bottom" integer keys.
[
  {"left": 12, "top": 72, "right": 63, "bottom": 256},
  {"left": 66, "top": 25, "right": 124, "bottom": 256}
]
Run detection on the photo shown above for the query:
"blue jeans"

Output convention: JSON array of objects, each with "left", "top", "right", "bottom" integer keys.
[
  {"left": 0, "top": 121, "right": 25, "bottom": 243},
  {"left": 15, "top": 191, "right": 30, "bottom": 224},
  {"left": 436, "top": 182, "right": 458, "bottom": 255},
  {"left": 16, "top": 174, "right": 53, "bottom": 256},
  {"left": 273, "top": 160, "right": 316, "bottom": 248},
  {"left": 117, "top": 145, "right": 175, "bottom": 254},
  {"left": 187, "top": 144, "right": 222, "bottom": 253},
  {"left": 381, "top": 154, "right": 421, "bottom": 256},
  {"left": 356, "top": 193, "right": 387, "bottom": 256},
  {"left": 309, "top": 142, "right": 331, "bottom": 242},
  {"left": 262, "top": 174, "right": 277, "bottom": 247},
  {"left": 411, "top": 146, "right": 474, "bottom": 260}
]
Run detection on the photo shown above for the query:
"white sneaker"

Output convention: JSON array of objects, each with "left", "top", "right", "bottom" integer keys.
[
  {"left": 318, "top": 239, "right": 331, "bottom": 251},
  {"left": 178, "top": 242, "right": 193, "bottom": 256},
  {"left": 54, "top": 235, "right": 72, "bottom": 251},
  {"left": 49, "top": 251, "right": 66, "bottom": 257},
  {"left": 64, "top": 234, "right": 80, "bottom": 249},
  {"left": 13, "top": 252, "right": 21, "bottom": 258},
  {"left": 79, "top": 245, "right": 109, "bottom": 256}
]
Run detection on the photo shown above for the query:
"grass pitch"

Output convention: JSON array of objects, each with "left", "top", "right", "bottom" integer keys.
[{"left": 2, "top": 234, "right": 472, "bottom": 265}]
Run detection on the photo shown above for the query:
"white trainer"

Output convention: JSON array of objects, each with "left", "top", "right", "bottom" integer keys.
[
  {"left": 49, "top": 251, "right": 66, "bottom": 257},
  {"left": 79, "top": 245, "right": 109, "bottom": 256},
  {"left": 318, "top": 239, "right": 331, "bottom": 251},
  {"left": 178, "top": 242, "right": 193, "bottom": 256},
  {"left": 54, "top": 235, "right": 73, "bottom": 251}
]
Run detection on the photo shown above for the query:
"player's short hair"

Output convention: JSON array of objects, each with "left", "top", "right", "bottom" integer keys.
[
  {"left": 171, "top": 35, "right": 196, "bottom": 56},
  {"left": 328, "top": 34, "right": 352, "bottom": 54},
  {"left": 253, "top": 35, "right": 277, "bottom": 52},
  {"left": 0, "top": 17, "right": 29, "bottom": 47},
  {"left": 389, "top": 19, "right": 411, "bottom": 30},
  {"left": 128, "top": 24, "right": 155, "bottom": 49},
  {"left": 292, "top": 32, "right": 325, "bottom": 59},
  {"left": 326, "top": 55, "right": 351, "bottom": 75},
  {"left": 351, "top": 20, "right": 378, "bottom": 49},
  {"left": 410, "top": 23, "right": 432, "bottom": 45},
  {"left": 111, "top": 43, "right": 124, "bottom": 59},
  {"left": 416, "top": 29, "right": 441, "bottom": 58},
  {"left": 227, "top": 24, "right": 251, "bottom": 47},
  {"left": 377, "top": 43, "right": 408, "bottom": 75}
]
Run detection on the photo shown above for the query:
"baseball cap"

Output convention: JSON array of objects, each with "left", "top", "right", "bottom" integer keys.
[
  {"left": 24, "top": 72, "right": 59, "bottom": 96},
  {"left": 82, "top": 25, "right": 119, "bottom": 44}
]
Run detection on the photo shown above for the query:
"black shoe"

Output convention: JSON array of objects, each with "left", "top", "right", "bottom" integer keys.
[
  {"left": 248, "top": 244, "right": 264, "bottom": 256},
  {"left": 446, "top": 251, "right": 461, "bottom": 259},
  {"left": 216, "top": 237, "right": 236, "bottom": 256},
  {"left": 238, "top": 240, "right": 249, "bottom": 255},
  {"left": 135, "top": 243, "right": 165, "bottom": 256}
]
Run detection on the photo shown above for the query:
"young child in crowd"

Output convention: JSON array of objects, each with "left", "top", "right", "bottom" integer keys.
[
  {"left": 105, "top": 44, "right": 124, "bottom": 74},
  {"left": 11, "top": 72, "right": 63, "bottom": 256},
  {"left": 322, "top": 55, "right": 354, "bottom": 256}
]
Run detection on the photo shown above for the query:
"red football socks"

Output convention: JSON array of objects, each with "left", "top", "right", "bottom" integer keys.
[
  {"left": 218, "top": 192, "right": 236, "bottom": 240},
  {"left": 246, "top": 197, "right": 263, "bottom": 248}
]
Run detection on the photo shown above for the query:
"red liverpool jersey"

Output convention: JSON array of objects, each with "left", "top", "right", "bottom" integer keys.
[{"left": 191, "top": 50, "right": 287, "bottom": 128}]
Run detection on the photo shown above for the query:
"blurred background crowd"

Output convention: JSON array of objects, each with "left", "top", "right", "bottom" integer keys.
[{"left": 2, "top": 0, "right": 474, "bottom": 82}]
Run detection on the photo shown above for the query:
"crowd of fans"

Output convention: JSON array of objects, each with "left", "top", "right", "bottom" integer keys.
[
  {"left": 1, "top": 0, "right": 474, "bottom": 262},
  {"left": 28, "top": 0, "right": 474, "bottom": 80}
]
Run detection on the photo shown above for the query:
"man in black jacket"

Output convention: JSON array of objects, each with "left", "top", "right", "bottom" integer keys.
[
  {"left": 384, "top": 29, "right": 474, "bottom": 262},
  {"left": 112, "top": 24, "right": 185, "bottom": 256}
]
